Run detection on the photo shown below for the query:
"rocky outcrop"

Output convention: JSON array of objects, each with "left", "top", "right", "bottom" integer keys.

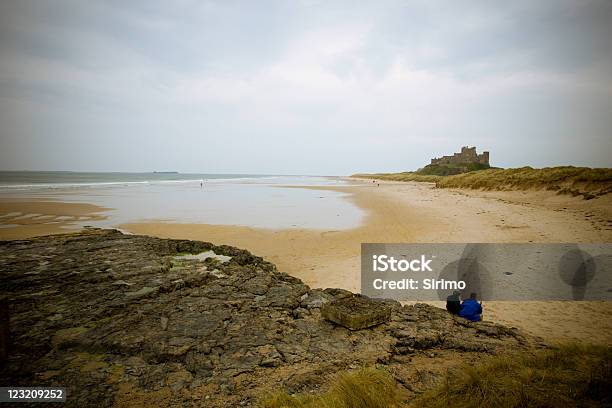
[{"left": 0, "top": 229, "right": 535, "bottom": 407}]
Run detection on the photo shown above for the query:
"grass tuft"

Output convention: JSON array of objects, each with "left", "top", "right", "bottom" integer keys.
[
  {"left": 259, "top": 367, "right": 403, "bottom": 408},
  {"left": 413, "top": 343, "right": 612, "bottom": 408}
]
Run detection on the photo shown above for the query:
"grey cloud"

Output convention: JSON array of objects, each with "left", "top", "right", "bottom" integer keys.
[{"left": 0, "top": 0, "right": 611, "bottom": 173}]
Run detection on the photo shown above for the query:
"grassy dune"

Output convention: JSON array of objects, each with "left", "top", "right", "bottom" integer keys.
[
  {"left": 353, "top": 172, "right": 442, "bottom": 183},
  {"left": 354, "top": 166, "right": 612, "bottom": 199},
  {"left": 260, "top": 344, "right": 611, "bottom": 408},
  {"left": 414, "top": 343, "right": 611, "bottom": 408}
]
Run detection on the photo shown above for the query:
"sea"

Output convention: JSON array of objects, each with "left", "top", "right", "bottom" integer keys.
[{"left": 0, "top": 171, "right": 365, "bottom": 230}]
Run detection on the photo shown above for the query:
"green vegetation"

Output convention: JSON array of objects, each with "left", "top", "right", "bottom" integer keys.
[
  {"left": 354, "top": 166, "right": 612, "bottom": 198},
  {"left": 352, "top": 172, "right": 442, "bottom": 183},
  {"left": 414, "top": 343, "right": 612, "bottom": 408},
  {"left": 436, "top": 166, "right": 612, "bottom": 198},
  {"left": 418, "top": 162, "right": 491, "bottom": 176},
  {"left": 353, "top": 162, "right": 490, "bottom": 180},
  {"left": 260, "top": 344, "right": 611, "bottom": 408},
  {"left": 259, "top": 367, "right": 403, "bottom": 408}
]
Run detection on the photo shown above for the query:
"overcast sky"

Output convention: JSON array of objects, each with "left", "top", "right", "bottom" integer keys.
[{"left": 0, "top": 0, "right": 611, "bottom": 174}]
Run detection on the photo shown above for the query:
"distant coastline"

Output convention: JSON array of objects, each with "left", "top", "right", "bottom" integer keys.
[{"left": 0, "top": 171, "right": 276, "bottom": 188}]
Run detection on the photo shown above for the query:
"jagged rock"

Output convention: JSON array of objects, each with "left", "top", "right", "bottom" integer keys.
[
  {"left": 166, "top": 369, "right": 193, "bottom": 393},
  {"left": 125, "top": 286, "right": 158, "bottom": 299},
  {"left": 112, "top": 280, "right": 133, "bottom": 286},
  {"left": 0, "top": 229, "right": 535, "bottom": 407},
  {"left": 0, "top": 300, "right": 9, "bottom": 363},
  {"left": 51, "top": 327, "right": 88, "bottom": 348},
  {"left": 256, "top": 345, "right": 282, "bottom": 367},
  {"left": 299, "top": 290, "right": 331, "bottom": 309},
  {"left": 321, "top": 295, "right": 392, "bottom": 330},
  {"left": 323, "top": 288, "right": 353, "bottom": 299}
]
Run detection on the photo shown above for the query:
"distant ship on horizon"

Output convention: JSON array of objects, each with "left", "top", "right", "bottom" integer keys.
[{"left": 152, "top": 171, "right": 179, "bottom": 174}]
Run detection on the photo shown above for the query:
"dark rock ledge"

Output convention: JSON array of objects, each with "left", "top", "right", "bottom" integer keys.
[{"left": 0, "top": 229, "right": 537, "bottom": 407}]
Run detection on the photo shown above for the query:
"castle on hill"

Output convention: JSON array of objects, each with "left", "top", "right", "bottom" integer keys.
[{"left": 431, "top": 146, "right": 489, "bottom": 166}]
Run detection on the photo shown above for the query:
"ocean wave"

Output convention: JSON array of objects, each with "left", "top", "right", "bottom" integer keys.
[{"left": 0, "top": 175, "right": 287, "bottom": 190}]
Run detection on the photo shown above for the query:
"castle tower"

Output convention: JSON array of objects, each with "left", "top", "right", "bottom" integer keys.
[{"left": 478, "top": 151, "right": 489, "bottom": 165}]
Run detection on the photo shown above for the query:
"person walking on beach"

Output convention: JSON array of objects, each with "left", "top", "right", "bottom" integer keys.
[
  {"left": 459, "top": 292, "right": 483, "bottom": 322},
  {"left": 200, "top": 179, "right": 203, "bottom": 188}
]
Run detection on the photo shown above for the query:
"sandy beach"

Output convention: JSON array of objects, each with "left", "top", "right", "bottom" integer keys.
[
  {"left": 1, "top": 179, "right": 611, "bottom": 343},
  {"left": 0, "top": 200, "right": 109, "bottom": 240}
]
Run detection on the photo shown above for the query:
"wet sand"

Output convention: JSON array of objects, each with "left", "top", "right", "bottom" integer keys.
[
  {"left": 1, "top": 180, "right": 611, "bottom": 343},
  {"left": 0, "top": 200, "right": 109, "bottom": 240}
]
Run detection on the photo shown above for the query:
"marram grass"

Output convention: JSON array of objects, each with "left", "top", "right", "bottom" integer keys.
[
  {"left": 355, "top": 166, "right": 612, "bottom": 198},
  {"left": 353, "top": 172, "right": 443, "bottom": 183},
  {"left": 413, "top": 343, "right": 612, "bottom": 408},
  {"left": 260, "top": 344, "right": 611, "bottom": 408},
  {"left": 259, "top": 367, "right": 403, "bottom": 408}
]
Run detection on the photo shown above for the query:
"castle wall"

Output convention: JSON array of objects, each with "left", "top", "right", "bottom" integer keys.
[{"left": 430, "top": 147, "right": 489, "bottom": 165}]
